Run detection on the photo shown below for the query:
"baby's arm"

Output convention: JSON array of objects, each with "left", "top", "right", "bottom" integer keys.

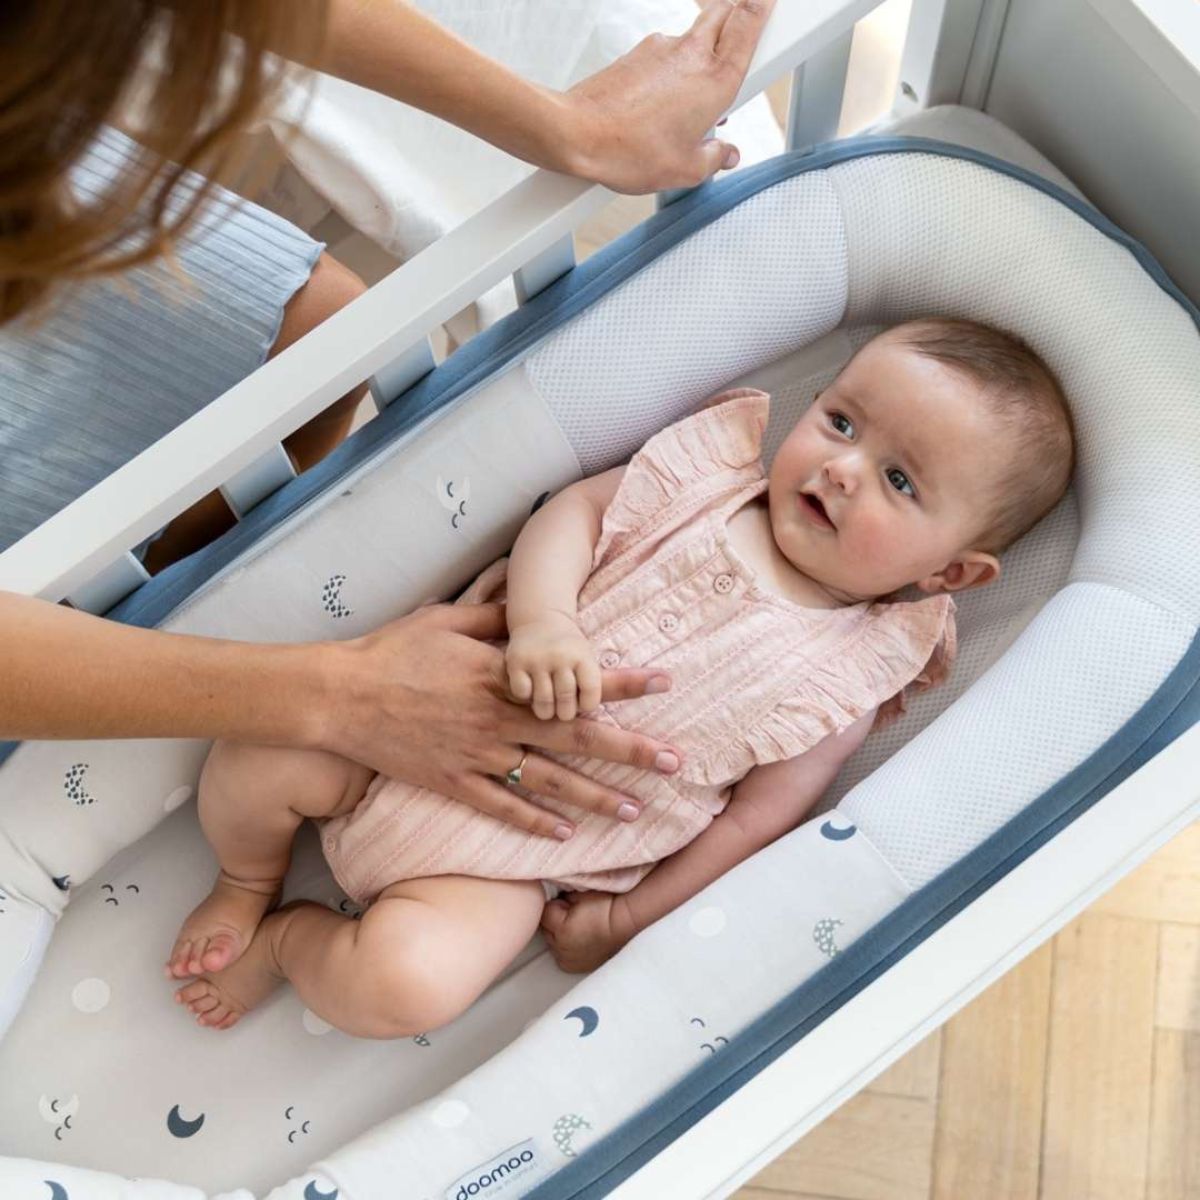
[
  {"left": 623, "top": 710, "right": 876, "bottom": 934},
  {"left": 504, "top": 466, "right": 626, "bottom": 719},
  {"left": 542, "top": 711, "right": 875, "bottom": 971}
]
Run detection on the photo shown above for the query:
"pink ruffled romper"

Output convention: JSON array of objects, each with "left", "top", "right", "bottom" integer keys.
[{"left": 320, "top": 390, "right": 956, "bottom": 903}]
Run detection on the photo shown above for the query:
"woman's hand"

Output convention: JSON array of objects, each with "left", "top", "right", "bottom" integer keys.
[
  {"left": 311, "top": 601, "right": 681, "bottom": 841},
  {"left": 506, "top": 610, "right": 601, "bottom": 721},
  {"left": 540, "top": 889, "right": 639, "bottom": 974},
  {"left": 558, "top": 0, "right": 778, "bottom": 193}
]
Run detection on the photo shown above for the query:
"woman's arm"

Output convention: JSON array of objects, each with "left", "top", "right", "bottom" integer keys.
[
  {"left": 618, "top": 710, "right": 877, "bottom": 938},
  {"left": 0, "top": 588, "right": 685, "bottom": 839},
  {"left": 307, "top": 0, "right": 777, "bottom": 193}
]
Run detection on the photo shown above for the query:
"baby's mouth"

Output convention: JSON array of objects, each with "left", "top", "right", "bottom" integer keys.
[{"left": 799, "top": 491, "right": 835, "bottom": 530}]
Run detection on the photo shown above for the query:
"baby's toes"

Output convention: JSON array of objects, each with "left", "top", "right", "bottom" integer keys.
[
  {"left": 185, "top": 937, "right": 211, "bottom": 976},
  {"left": 166, "top": 938, "right": 196, "bottom": 979},
  {"left": 199, "top": 931, "right": 239, "bottom": 974},
  {"left": 197, "top": 1001, "right": 231, "bottom": 1028},
  {"left": 190, "top": 993, "right": 222, "bottom": 1019},
  {"left": 174, "top": 978, "right": 213, "bottom": 1009}
]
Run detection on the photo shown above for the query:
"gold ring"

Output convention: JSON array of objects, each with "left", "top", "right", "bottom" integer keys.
[{"left": 505, "top": 752, "right": 529, "bottom": 787}]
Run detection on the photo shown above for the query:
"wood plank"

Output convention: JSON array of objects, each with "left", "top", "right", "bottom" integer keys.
[
  {"left": 1147, "top": 1029, "right": 1200, "bottom": 1200},
  {"left": 1040, "top": 915, "right": 1158, "bottom": 1200},
  {"left": 1155, "top": 923, "right": 1200, "bottom": 1032},
  {"left": 931, "top": 942, "right": 1052, "bottom": 1200},
  {"left": 1089, "top": 822, "right": 1200, "bottom": 925},
  {"left": 749, "top": 1091, "right": 936, "bottom": 1200},
  {"left": 868, "top": 1029, "right": 942, "bottom": 1101},
  {"left": 735, "top": 1189, "right": 843, "bottom": 1200},
  {"left": 736, "top": 1190, "right": 844, "bottom": 1200}
]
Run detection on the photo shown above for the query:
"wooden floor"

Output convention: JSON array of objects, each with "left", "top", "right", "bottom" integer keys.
[{"left": 728, "top": 821, "right": 1200, "bottom": 1200}]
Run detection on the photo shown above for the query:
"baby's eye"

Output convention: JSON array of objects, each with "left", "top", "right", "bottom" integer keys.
[
  {"left": 886, "top": 467, "right": 916, "bottom": 498},
  {"left": 829, "top": 412, "right": 854, "bottom": 437}
]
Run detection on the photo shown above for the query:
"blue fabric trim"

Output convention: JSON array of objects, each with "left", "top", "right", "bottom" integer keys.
[
  {"left": 103, "top": 134, "right": 1200, "bottom": 633},
  {"left": 524, "top": 625, "right": 1200, "bottom": 1199},
  {"left": 99, "top": 135, "right": 1200, "bottom": 623}
]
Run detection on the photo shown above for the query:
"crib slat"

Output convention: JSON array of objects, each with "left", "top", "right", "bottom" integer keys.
[
  {"left": 0, "top": 0, "right": 885, "bottom": 604},
  {"left": 787, "top": 29, "right": 855, "bottom": 151},
  {"left": 513, "top": 234, "right": 576, "bottom": 305},
  {"left": 66, "top": 552, "right": 150, "bottom": 615},
  {"left": 218, "top": 443, "right": 298, "bottom": 519},
  {"left": 368, "top": 336, "right": 438, "bottom": 411},
  {"left": 895, "top": 0, "right": 991, "bottom": 115}
]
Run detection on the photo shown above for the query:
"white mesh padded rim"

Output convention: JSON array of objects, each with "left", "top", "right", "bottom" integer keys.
[
  {"left": 830, "top": 153, "right": 1200, "bottom": 622},
  {"left": 522, "top": 148, "right": 1200, "bottom": 887},
  {"left": 526, "top": 171, "right": 848, "bottom": 474}
]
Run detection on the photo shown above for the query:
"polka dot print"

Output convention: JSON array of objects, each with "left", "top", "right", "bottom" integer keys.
[{"left": 321, "top": 574, "right": 354, "bottom": 619}]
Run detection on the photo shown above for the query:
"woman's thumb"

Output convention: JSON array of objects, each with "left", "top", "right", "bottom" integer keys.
[
  {"left": 703, "top": 139, "right": 740, "bottom": 177},
  {"left": 427, "top": 600, "right": 508, "bottom": 639}
]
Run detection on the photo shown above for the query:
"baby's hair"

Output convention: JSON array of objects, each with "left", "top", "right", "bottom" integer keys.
[{"left": 890, "top": 317, "right": 1075, "bottom": 553}]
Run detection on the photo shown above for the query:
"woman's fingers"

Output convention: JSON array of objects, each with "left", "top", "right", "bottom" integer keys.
[
  {"left": 691, "top": 0, "right": 776, "bottom": 71},
  {"left": 326, "top": 606, "right": 680, "bottom": 840},
  {"left": 423, "top": 600, "right": 508, "bottom": 639},
  {"left": 457, "top": 774, "right": 577, "bottom": 842},
  {"left": 598, "top": 667, "right": 671, "bottom": 703},
  {"left": 511, "top": 707, "right": 680, "bottom": 779},
  {"left": 559, "top": 0, "right": 775, "bottom": 194},
  {"left": 506, "top": 752, "right": 643, "bottom": 826}
]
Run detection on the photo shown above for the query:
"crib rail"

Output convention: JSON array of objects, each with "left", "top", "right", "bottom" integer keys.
[{"left": 0, "top": 0, "right": 891, "bottom": 607}]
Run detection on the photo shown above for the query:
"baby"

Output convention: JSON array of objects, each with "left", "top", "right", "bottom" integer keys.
[{"left": 165, "top": 316, "right": 1074, "bottom": 1036}]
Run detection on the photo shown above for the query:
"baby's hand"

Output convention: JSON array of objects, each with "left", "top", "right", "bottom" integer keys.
[
  {"left": 506, "top": 611, "right": 601, "bottom": 720},
  {"left": 540, "top": 890, "right": 638, "bottom": 974}
]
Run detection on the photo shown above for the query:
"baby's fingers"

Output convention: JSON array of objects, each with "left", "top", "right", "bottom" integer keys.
[
  {"left": 576, "top": 660, "right": 602, "bottom": 714},
  {"left": 508, "top": 667, "right": 533, "bottom": 703},
  {"left": 532, "top": 670, "right": 557, "bottom": 721},
  {"left": 541, "top": 899, "right": 569, "bottom": 935},
  {"left": 554, "top": 666, "right": 579, "bottom": 721}
]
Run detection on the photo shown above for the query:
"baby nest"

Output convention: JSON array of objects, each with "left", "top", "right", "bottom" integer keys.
[{"left": 1, "top": 107, "right": 1198, "bottom": 1199}]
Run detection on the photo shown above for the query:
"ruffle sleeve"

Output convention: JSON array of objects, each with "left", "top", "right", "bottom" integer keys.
[
  {"left": 682, "top": 594, "right": 957, "bottom": 786},
  {"left": 591, "top": 388, "right": 770, "bottom": 571}
]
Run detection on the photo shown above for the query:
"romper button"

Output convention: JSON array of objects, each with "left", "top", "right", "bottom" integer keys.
[
  {"left": 714, "top": 573, "right": 734, "bottom": 594},
  {"left": 658, "top": 612, "right": 679, "bottom": 633},
  {"left": 599, "top": 650, "right": 621, "bottom": 669}
]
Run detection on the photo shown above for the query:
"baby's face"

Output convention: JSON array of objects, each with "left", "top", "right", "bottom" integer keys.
[{"left": 767, "top": 332, "right": 1003, "bottom": 602}]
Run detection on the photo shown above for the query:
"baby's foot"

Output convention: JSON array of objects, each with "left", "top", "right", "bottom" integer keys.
[
  {"left": 173, "top": 908, "right": 291, "bottom": 1030},
  {"left": 165, "top": 872, "right": 280, "bottom": 979}
]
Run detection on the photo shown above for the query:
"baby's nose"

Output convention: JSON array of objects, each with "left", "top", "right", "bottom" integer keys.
[{"left": 823, "top": 453, "right": 859, "bottom": 493}]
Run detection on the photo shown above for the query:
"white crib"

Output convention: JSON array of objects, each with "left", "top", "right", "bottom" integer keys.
[{"left": 2, "top": 3, "right": 1198, "bottom": 1198}]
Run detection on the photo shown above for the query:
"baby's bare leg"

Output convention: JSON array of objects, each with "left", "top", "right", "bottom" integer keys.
[
  {"left": 165, "top": 741, "right": 374, "bottom": 979},
  {"left": 174, "top": 875, "right": 545, "bottom": 1034}
]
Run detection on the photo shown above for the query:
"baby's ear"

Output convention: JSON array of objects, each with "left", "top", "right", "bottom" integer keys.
[{"left": 917, "top": 551, "right": 1001, "bottom": 595}]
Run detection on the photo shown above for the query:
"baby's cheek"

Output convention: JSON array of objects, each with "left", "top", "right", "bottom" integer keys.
[{"left": 845, "top": 513, "right": 896, "bottom": 566}]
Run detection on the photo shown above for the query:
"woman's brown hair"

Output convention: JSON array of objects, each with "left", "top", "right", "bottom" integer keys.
[{"left": 0, "top": 0, "right": 329, "bottom": 325}]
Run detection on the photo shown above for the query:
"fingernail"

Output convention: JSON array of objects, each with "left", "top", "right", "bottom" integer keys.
[
  {"left": 723, "top": 147, "right": 740, "bottom": 170},
  {"left": 656, "top": 751, "right": 679, "bottom": 773},
  {"left": 554, "top": 823, "right": 574, "bottom": 841},
  {"left": 646, "top": 676, "right": 670, "bottom": 694},
  {"left": 618, "top": 802, "right": 640, "bottom": 822}
]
